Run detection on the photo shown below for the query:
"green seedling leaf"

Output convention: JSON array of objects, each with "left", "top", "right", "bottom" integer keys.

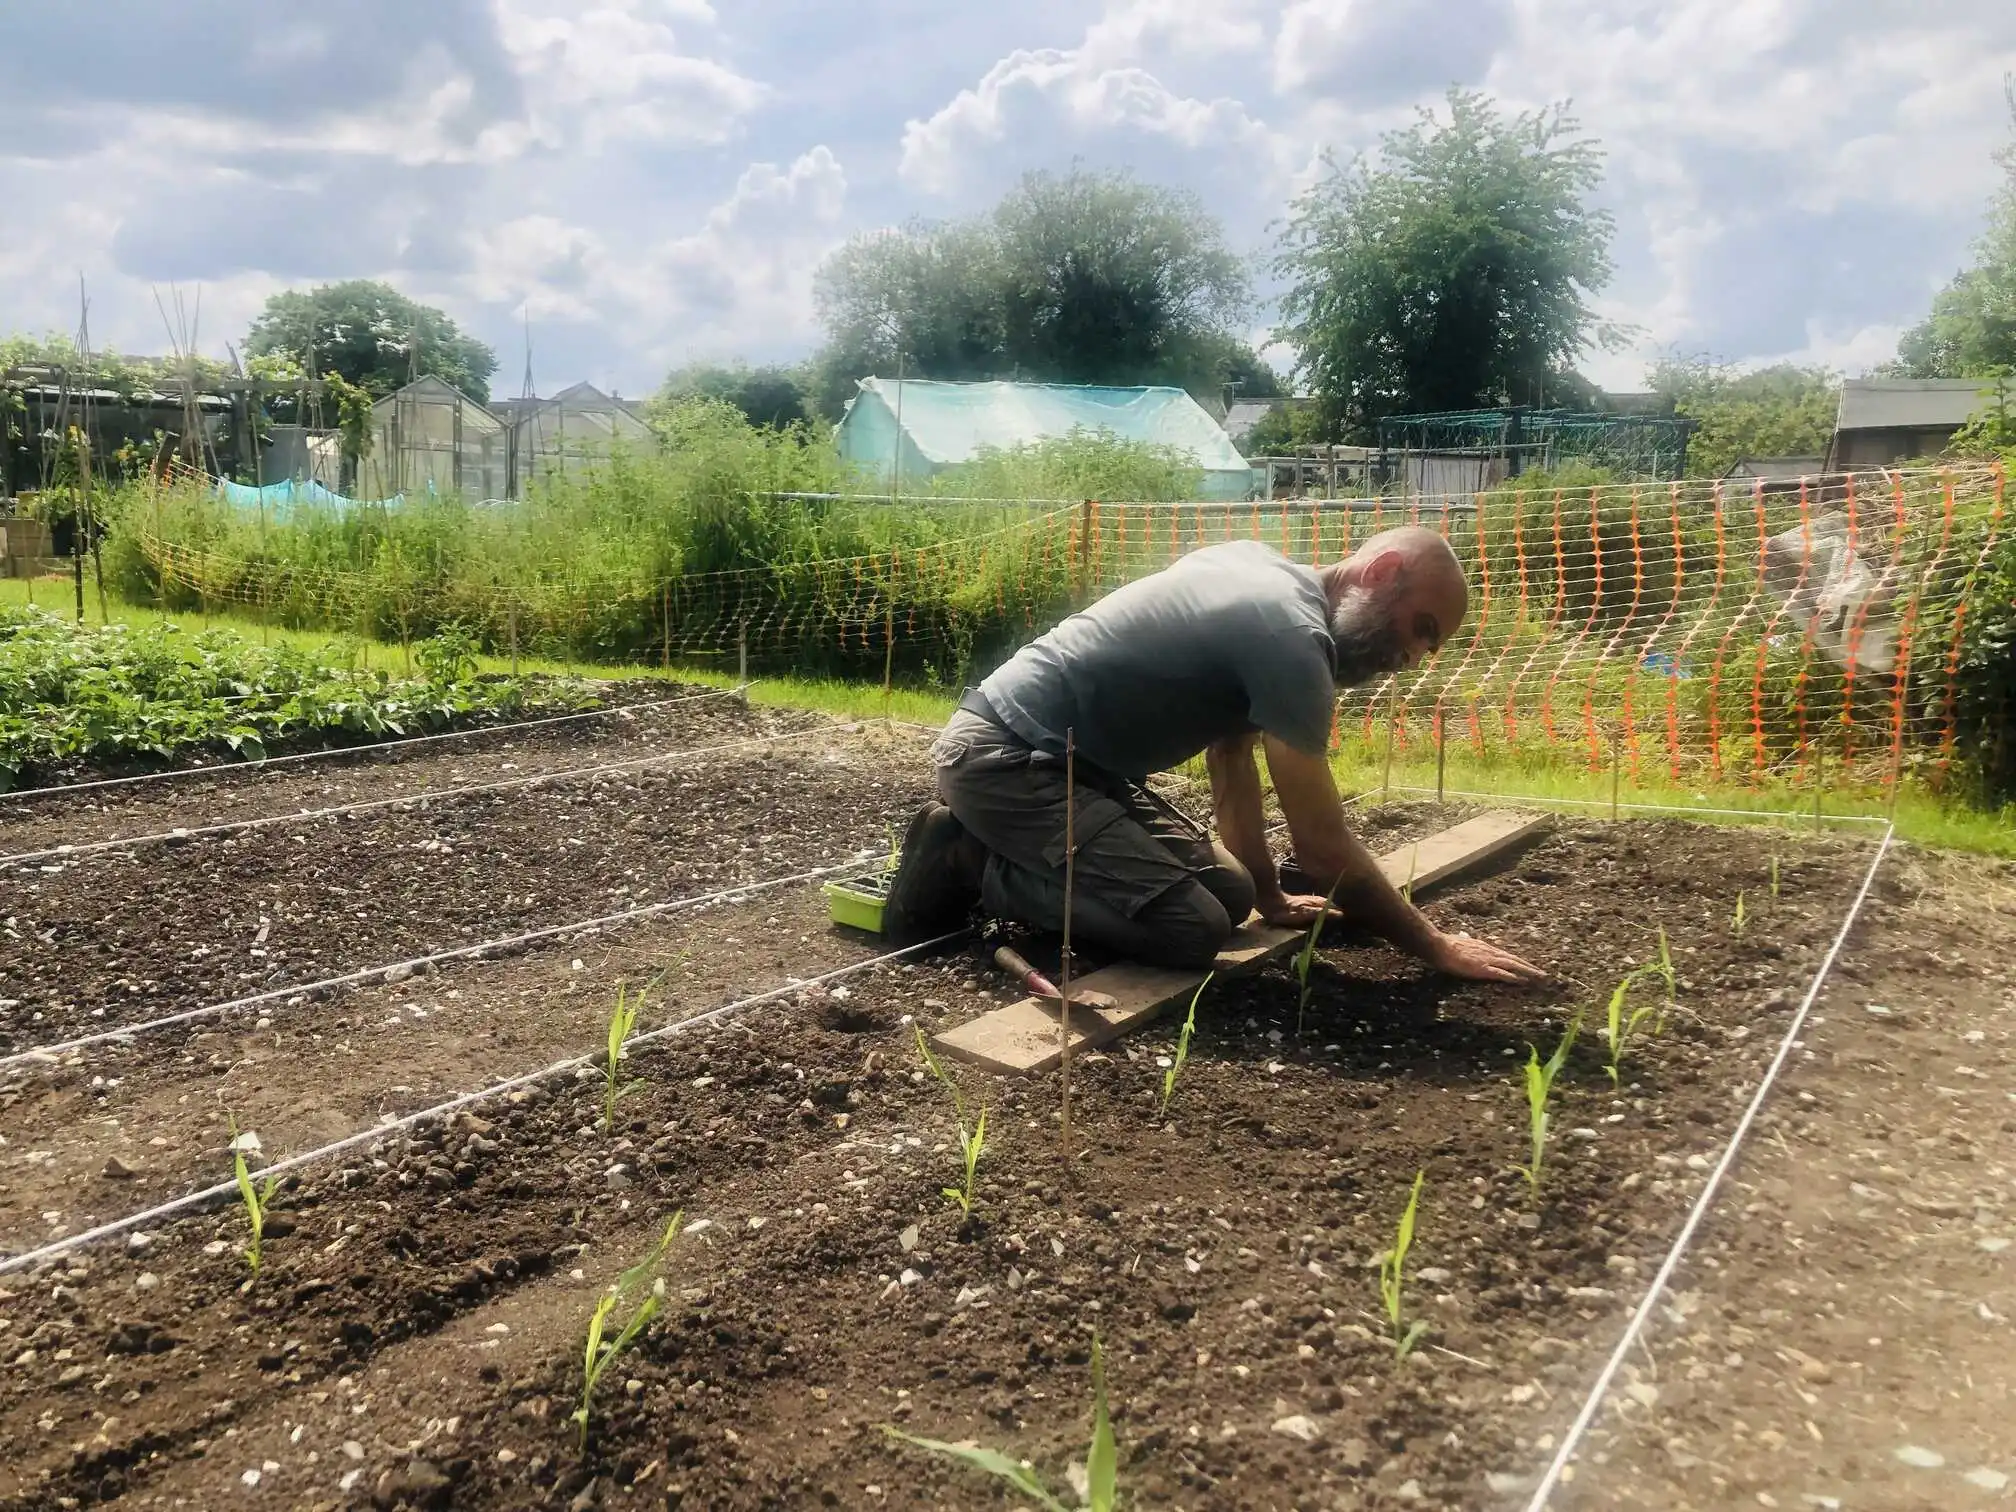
[
  {"left": 917, "top": 1024, "right": 984, "bottom": 1217},
  {"left": 1603, "top": 959, "right": 1667, "bottom": 1088},
  {"left": 1086, "top": 1336, "right": 1118, "bottom": 1512},
  {"left": 1769, "top": 854, "right": 1780, "bottom": 899},
  {"left": 883, "top": 1331, "right": 1121, "bottom": 1511},
  {"left": 1515, "top": 1010, "right": 1581, "bottom": 1194},
  {"left": 1291, "top": 875, "right": 1346, "bottom": 1038},
  {"left": 1397, "top": 1319, "right": 1430, "bottom": 1361},
  {"left": 1732, "top": 890, "right": 1747, "bottom": 937},
  {"left": 1379, "top": 1170, "right": 1426, "bottom": 1359},
  {"left": 228, "top": 1117, "right": 282, "bottom": 1279},
  {"left": 1159, "top": 972, "right": 1213, "bottom": 1119},
  {"left": 602, "top": 976, "right": 661, "bottom": 1131},
  {"left": 573, "top": 1210, "right": 682, "bottom": 1450},
  {"left": 879, "top": 1430, "right": 1069, "bottom": 1511}
]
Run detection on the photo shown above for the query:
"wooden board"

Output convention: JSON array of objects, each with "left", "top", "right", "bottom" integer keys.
[{"left": 931, "top": 809, "right": 1550, "bottom": 1076}]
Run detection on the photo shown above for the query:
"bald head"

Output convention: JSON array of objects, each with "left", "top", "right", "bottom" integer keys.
[{"left": 1319, "top": 524, "right": 1469, "bottom": 685}]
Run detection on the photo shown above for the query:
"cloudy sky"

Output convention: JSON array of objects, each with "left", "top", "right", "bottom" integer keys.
[{"left": 4, "top": 0, "right": 2013, "bottom": 399}]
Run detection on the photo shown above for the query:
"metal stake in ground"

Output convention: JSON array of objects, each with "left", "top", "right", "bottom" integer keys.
[
  {"left": 1381, "top": 677, "right": 1400, "bottom": 802},
  {"left": 1059, "top": 727, "right": 1076, "bottom": 1165},
  {"left": 1435, "top": 701, "right": 1447, "bottom": 806}
]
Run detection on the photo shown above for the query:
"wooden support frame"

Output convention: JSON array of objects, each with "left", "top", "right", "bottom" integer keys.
[{"left": 931, "top": 809, "right": 1550, "bottom": 1076}]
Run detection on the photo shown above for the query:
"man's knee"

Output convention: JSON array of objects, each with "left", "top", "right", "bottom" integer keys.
[
  {"left": 1132, "top": 882, "right": 1234, "bottom": 971},
  {"left": 1201, "top": 842, "right": 1256, "bottom": 925}
]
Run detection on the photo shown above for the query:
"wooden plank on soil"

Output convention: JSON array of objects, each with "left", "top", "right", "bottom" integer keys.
[{"left": 932, "top": 808, "right": 1550, "bottom": 1076}]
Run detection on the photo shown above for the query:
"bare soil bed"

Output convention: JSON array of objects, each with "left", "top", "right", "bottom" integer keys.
[{"left": 0, "top": 707, "right": 1908, "bottom": 1511}]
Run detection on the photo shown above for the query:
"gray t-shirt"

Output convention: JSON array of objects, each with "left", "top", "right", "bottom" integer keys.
[{"left": 979, "top": 540, "right": 1337, "bottom": 780}]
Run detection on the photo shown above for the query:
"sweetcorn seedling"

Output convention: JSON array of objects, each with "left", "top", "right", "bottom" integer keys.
[
  {"left": 572, "top": 1210, "right": 683, "bottom": 1450},
  {"left": 915, "top": 1025, "right": 987, "bottom": 1217},
  {"left": 885, "top": 1334, "right": 1118, "bottom": 1511},
  {"left": 1514, "top": 1009, "right": 1582, "bottom": 1194},
  {"left": 1769, "top": 854, "right": 1780, "bottom": 899},
  {"left": 1379, "top": 1170, "right": 1429, "bottom": 1360},
  {"left": 1290, "top": 876, "right": 1346, "bottom": 1038},
  {"left": 1158, "top": 972, "right": 1213, "bottom": 1120},
  {"left": 229, "top": 1120, "right": 283, "bottom": 1279},
  {"left": 601, "top": 978, "right": 655, "bottom": 1131},
  {"left": 1732, "top": 890, "right": 1748, "bottom": 937},
  {"left": 1649, "top": 926, "right": 1676, "bottom": 1033}
]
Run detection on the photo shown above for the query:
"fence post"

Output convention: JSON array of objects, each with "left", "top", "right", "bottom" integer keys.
[
  {"left": 661, "top": 581, "right": 671, "bottom": 672},
  {"left": 882, "top": 604, "right": 896, "bottom": 722},
  {"left": 1077, "top": 499, "right": 1094, "bottom": 605}
]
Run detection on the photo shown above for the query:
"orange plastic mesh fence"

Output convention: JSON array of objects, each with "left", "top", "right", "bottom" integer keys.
[{"left": 136, "top": 464, "right": 2007, "bottom": 794}]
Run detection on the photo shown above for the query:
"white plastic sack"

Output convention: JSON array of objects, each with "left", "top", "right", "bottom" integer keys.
[{"left": 1759, "top": 512, "right": 1900, "bottom": 675}]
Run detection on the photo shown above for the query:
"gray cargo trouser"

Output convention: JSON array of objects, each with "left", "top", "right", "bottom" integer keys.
[{"left": 931, "top": 704, "right": 1256, "bottom": 970}]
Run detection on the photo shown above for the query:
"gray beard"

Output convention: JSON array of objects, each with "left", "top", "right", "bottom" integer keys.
[{"left": 1328, "top": 591, "right": 1406, "bottom": 687}]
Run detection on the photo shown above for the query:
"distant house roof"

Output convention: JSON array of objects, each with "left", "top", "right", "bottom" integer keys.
[
  {"left": 1836, "top": 378, "right": 1992, "bottom": 432},
  {"left": 844, "top": 378, "right": 1255, "bottom": 479},
  {"left": 492, "top": 382, "right": 645, "bottom": 424},
  {"left": 1723, "top": 456, "right": 1827, "bottom": 482},
  {"left": 1223, "top": 398, "right": 1290, "bottom": 445}
]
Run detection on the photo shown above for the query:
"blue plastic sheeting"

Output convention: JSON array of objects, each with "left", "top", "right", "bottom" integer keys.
[
  {"left": 835, "top": 379, "right": 1259, "bottom": 501},
  {"left": 214, "top": 478, "right": 405, "bottom": 513}
]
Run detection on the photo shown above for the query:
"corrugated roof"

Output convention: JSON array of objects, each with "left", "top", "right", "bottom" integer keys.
[
  {"left": 1836, "top": 378, "right": 1996, "bottom": 432},
  {"left": 1723, "top": 456, "right": 1826, "bottom": 481},
  {"left": 851, "top": 378, "right": 1253, "bottom": 476}
]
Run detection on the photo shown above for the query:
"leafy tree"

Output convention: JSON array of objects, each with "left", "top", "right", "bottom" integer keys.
[
  {"left": 811, "top": 221, "right": 1008, "bottom": 417},
  {"left": 1274, "top": 88, "right": 1618, "bottom": 440},
  {"left": 1890, "top": 81, "right": 2016, "bottom": 380},
  {"left": 243, "top": 280, "right": 498, "bottom": 404},
  {"left": 990, "top": 167, "right": 1251, "bottom": 388},
  {"left": 810, "top": 168, "right": 1261, "bottom": 415},
  {"left": 653, "top": 361, "right": 812, "bottom": 429},
  {"left": 1647, "top": 357, "right": 1839, "bottom": 478}
]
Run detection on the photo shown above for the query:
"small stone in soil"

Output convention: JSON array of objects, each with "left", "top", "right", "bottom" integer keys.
[
  {"left": 898, "top": 1225, "right": 919, "bottom": 1252},
  {"left": 1271, "top": 1414, "right": 1319, "bottom": 1442},
  {"left": 1964, "top": 1468, "right": 2010, "bottom": 1492},
  {"left": 1394, "top": 1481, "right": 1423, "bottom": 1501},
  {"left": 101, "top": 1156, "right": 137, "bottom": 1179},
  {"left": 1893, "top": 1445, "right": 1944, "bottom": 1469}
]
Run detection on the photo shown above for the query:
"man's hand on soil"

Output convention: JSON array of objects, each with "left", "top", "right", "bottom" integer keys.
[
  {"left": 1257, "top": 893, "right": 1340, "bottom": 929},
  {"left": 1425, "top": 929, "right": 1548, "bottom": 984}
]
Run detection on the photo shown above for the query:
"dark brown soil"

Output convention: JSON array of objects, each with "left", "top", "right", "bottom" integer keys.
[{"left": 0, "top": 709, "right": 1897, "bottom": 1512}]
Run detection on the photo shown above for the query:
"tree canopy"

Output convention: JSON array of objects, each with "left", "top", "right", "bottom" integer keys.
[
  {"left": 652, "top": 361, "right": 813, "bottom": 430},
  {"left": 244, "top": 280, "right": 499, "bottom": 404},
  {"left": 1647, "top": 357, "right": 1839, "bottom": 478},
  {"left": 810, "top": 167, "right": 1265, "bottom": 417},
  {"left": 1890, "top": 83, "right": 2016, "bottom": 380},
  {"left": 1274, "top": 88, "right": 1617, "bottom": 441}
]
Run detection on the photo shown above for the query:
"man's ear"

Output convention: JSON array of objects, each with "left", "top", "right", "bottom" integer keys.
[{"left": 1363, "top": 548, "right": 1405, "bottom": 589}]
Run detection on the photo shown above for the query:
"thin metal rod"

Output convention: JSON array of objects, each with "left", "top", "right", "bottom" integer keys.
[
  {"left": 1519, "top": 823, "right": 1896, "bottom": 1511},
  {"left": 1380, "top": 678, "right": 1400, "bottom": 803},
  {"left": 1059, "top": 727, "right": 1076, "bottom": 1163}
]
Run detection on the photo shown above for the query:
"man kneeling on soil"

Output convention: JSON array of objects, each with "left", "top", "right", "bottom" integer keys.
[{"left": 884, "top": 527, "right": 1544, "bottom": 984}]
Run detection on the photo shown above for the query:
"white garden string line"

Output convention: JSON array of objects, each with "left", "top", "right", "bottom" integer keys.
[
  {"left": 1388, "top": 782, "right": 1892, "bottom": 829},
  {"left": 0, "top": 683, "right": 749, "bottom": 805},
  {"left": 0, "top": 720, "right": 842, "bottom": 869},
  {"left": 0, "top": 927, "right": 969, "bottom": 1276},
  {"left": 0, "top": 854, "right": 882, "bottom": 1071},
  {"left": 1520, "top": 821, "right": 1897, "bottom": 1512}
]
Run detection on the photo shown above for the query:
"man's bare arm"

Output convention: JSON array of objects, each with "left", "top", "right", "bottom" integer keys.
[
  {"left": 1204, "top": 733, "right": 1282, "bottom": 913},
  {"left": 1261, "top": 735, "right": 1546, "bottom": 983}
]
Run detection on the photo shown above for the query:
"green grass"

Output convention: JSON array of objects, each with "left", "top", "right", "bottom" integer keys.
[{"left": 1326, "top": 740, "right": 2016, "bottom": 859}]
